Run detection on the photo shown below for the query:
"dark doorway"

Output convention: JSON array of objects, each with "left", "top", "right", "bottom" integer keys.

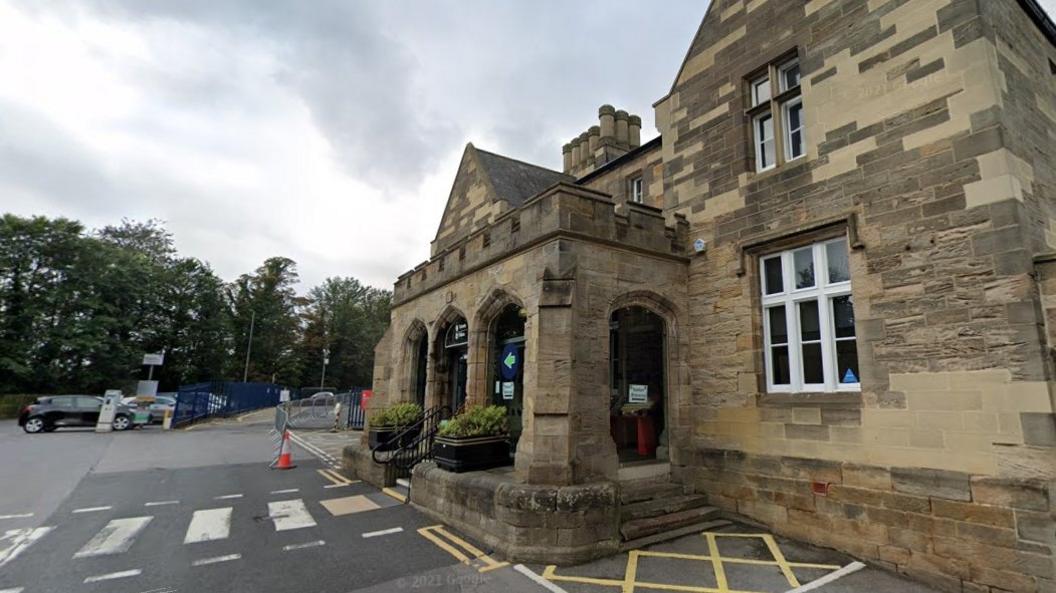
[
  {"left": 609, "top": 306, "right": 666, "bottom": 463},
  {"left": 443, "top": 318, "right": 469, "bottom": 411},
  {"left": 491, "top": 304, "right": 525, "bottom": 449},
  {"left": 413, "top": 334, "right": 428, "bottom": 407}
]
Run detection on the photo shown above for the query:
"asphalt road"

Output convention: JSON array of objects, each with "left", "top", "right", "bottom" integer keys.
[{"left": 0, "top": 416, "right": 939, "bottom": 593}]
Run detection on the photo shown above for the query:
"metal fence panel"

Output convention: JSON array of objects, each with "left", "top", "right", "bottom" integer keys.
[
  {"left": 277, "top": 389, "right": 367, "bottom": 431},
  {"left": 173, "top": 381, "right": 282, "bottom": 427}
]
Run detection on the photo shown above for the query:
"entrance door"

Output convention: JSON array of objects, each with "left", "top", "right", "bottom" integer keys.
[
  {"left": 413, "top": 336, "right": 428, "bottom": 407},
  {"left": 609, "top": 306, "right": 666, "bottom": 462},
  {"left": 443, "top": 318, "right": 469, "bottom": 411},
  {"left": 491, "top": 304, "right": 525, "bottom": 449}
]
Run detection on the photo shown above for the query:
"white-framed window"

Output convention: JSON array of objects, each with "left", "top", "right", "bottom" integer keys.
[
  {"left": 783, "top": 97, "right": 805, "bottom": 161},
  {"left": 751, "top": 75, "right": 771, "bottom": 107},
  {"left": 779, "top": 59, "right": 801, "bottom": 92},
  {"left": 760, "top": 237, "right": 858, "bottom": 393},
  {"left": 753, "top": 112, "right": 775, "bottom": 171},
  {"left": 630, "top": 176, "right": 644, "bottom": 203}
]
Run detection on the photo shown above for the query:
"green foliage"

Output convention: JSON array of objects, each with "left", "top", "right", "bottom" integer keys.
[
  {"left": 370, "top": 402, "right": 422, "bottom": 428},
  {"left": 437, "top": 405, "right": 508, "bottom": 438},
  {"left": 0, "top": 214, "right": 391, "bottom": 395}
]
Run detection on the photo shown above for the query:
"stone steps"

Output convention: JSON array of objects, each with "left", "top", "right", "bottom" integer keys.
[
  {"left": 619, "top": 505, "right": 721, "bottom": 541},
  {"left": 620, "top": 480, "right": 684, "bottom": 505},
  {"left": 620, "top": 493, "right": 711, "bottom": 522},
  {"left": 620, "top": 519, "right": 731, "bottom": 552}
]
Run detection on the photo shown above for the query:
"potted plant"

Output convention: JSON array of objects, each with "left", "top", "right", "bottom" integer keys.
[
  {"left": 368, "top": 402, "right": 423, "bottom": 451},
  {"left": 433, "top": 405, "right": 511, "bottom": 472}
]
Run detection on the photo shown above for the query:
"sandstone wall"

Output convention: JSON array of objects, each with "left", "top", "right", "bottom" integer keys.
[{"left": 580, "top": 141, "right": 665, "bottom": 209}]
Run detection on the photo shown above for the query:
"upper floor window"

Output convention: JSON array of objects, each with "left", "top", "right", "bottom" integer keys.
[
  {"left": 630, "top": 176, "right": 644, "bottom": 203},
  {"left": 747, "top": 54, "right": 806, "bottom": 173},
  {"left": 760, "top": 237, "right": 857, "bottom": 393}
]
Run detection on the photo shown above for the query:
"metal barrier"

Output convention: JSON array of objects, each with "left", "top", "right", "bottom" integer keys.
[
  {"left": 172, "top": 381, "right": 282, "bottom": 427},
  {"left": 276, "top": 390, "right": 367, "bottom": 431}
]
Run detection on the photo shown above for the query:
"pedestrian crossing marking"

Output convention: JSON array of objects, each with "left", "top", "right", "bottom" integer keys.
[
  {"left": 184, "top": 508, "right": 232, "bottom": 544},
  {"left": 83, "top": 569, "right": 141, "bottom": 583},
  {"left": 72, "top": 506, "right": 111, "bottom": 514},
  {"left": 0, "top": 527, "right": 52, "bottom": 568},
  {"left": 417, "top": 525, "right": 508, "bottom": 573},
  {"left": 74, "top": 517, "right": 152, "bottom": 558},
  {"left": 192, "top": 553, "right": 241, "bottom": 566},
  {"left": 267, "top": 499, "right": 317, "bottom": 531},
  {"left": 283, "top": 539, "right": 325, "bottom": 551},
  {"left": 320, "top": 495, "right": 379, "bottom": 517}
]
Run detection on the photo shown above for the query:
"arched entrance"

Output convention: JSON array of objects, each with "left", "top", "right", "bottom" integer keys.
[
  {"left": 490, "top": 303, "right": 525, "bottom": 449},
  {"left": 609, "top": 306, "right": 666, "bottom": 462},
  {"left": 436, "top": 316, "right": 469, "bottom": 411}
]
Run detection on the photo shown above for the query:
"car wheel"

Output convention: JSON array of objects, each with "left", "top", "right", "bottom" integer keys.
[
  {"left": 112, "top": 415, "right": 131, "bottom": 431},
  {"left": 23, "top": 417, "right": 45, "bottom": 434}
]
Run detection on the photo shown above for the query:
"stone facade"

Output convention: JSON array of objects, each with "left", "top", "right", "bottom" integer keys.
[{"left": 362, "top": 1, "right": 1056, "bottom": 589}]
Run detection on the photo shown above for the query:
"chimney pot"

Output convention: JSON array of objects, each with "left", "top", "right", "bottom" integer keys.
[
  {"left": 599, "top": 105, "right": 616, "bottom": 141},
  {"left": 570, "top": 138, "right": 582, "bottom": 168},
  {"left": 562, "top": 143, "right": 573, "bottom": 173},
  {"left": 588, "top": 125, "right": 600, "bottom": 156},
  {"left": 628, "top": 115, "right": 642, "bottom": 148},
  {"left": 577, "top": 132, "right": 590, "bottom": 166},
  {"left": 615, "top": 110, "right": 630, "bottom": 147}
]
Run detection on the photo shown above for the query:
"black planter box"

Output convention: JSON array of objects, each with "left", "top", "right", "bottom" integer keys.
[
  {"left": 369, "top": 425, "right": 420, "bottom": 451},
  {"left": 433, "top": 435, "right": 511, "bottom": 473}
]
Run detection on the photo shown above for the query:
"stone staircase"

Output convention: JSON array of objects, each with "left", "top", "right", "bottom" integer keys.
[{"left": 618, "top": 479, "right": 728, "bottom": 551}]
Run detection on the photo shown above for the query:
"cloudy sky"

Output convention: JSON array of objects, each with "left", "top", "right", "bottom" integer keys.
[{"left": 0, "top": 0, "right": 706, "bottom": 289}]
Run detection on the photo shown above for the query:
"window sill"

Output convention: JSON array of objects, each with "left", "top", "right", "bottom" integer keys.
[{"left": 757, "top": 391, "right": 861, "bottom": 408}]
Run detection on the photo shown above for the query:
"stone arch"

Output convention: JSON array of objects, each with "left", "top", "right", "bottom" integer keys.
[
  {"left": 429, "top": 304, "right": 470, "bottom": 411},
  {"left": 398, "top": 319, "right": 429, "bottom": 406},
  {"left": 467, "top": 287, "right": 529, "bottom": 420},
  {"left": 606, "top": 290, "right": 684, "bottom": 463}
]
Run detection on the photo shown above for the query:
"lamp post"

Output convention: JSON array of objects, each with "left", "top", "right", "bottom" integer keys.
[
  {"left": 320, "top": 347, "right": 329, "bottom": 389},
  {"left": 242, "top": 310, "right": 255, "bottom": 383}
]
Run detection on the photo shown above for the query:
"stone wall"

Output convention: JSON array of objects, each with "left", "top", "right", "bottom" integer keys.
[
  {"left": 579, "top": 140, "right": 665, "bottom": 209},
  {"left": 410, "top": 461, "right": 620, "bottom": 565},
  {"left": 682, "top": 448, "right": 1056, "bottom": 593},
  {"left": 431, "top": 144, "right": 510, "bottom": 257}
]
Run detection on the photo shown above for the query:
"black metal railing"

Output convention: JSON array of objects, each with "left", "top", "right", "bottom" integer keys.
[{"left": 371, "top": 404, "right": 452, "bottom": 494}]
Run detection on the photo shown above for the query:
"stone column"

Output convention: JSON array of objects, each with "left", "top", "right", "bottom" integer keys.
[
  {"left": 465, "top": 324, "right": 490, "bottom": 408},
  {"left": 628, "top": 115, "right": 641, "bottom": 148},
  {"left": 615, "top": 110, "right": 629, "bottom": 147},
  {"left": 516, "top": 279, "right": 575, "bottom": 485}
]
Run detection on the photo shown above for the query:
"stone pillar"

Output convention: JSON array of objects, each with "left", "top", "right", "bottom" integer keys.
[
  {"left": 562, "top": 143, "right": 573, "bottom": 174},
  {"left": 570, "top": 139, "right": 582, "bottom": 171},
  {"left": 628, "top": 115, "right": 641, "bottom": 148},
  {"left": 615, "top": 110, "right": 629, "bottom": 147},
  {"left": 517, "top": 279, "right": 575, "bottom": 485},
  {"left": 577, "top": 132, "right": 590, "bottom": 167},
  {"left": 465, "top": 323, "right": 490, "bottom": 408}
]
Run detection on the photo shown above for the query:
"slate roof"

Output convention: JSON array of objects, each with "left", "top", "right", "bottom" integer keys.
[{"left": 474, "top": 147, "right": 573, "bottom": 208}]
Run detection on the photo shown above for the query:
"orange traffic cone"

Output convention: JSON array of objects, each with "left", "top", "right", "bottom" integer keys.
[{"left": 273, "top": 430, "right": 296, "bottom": 470}]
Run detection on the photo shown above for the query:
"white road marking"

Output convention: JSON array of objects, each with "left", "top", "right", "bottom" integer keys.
[
  {"left": 323, "top": 484, "right": 348, "bottom": 489},
  {"left": 267, "top": 499, "right": 316, "bottom": 531},
  {"left": 74, "top": 516, "right": 153, "bottom": 558},
  {"left": 0, "top": 514, "right": 33, "bottom": 520},
  {"left": 282, "top": 540, "right": 325, "bottom": 551},
  {"left": 362, "top": 527, "right": 403, "bottom": 538},
  {"left": 83, "top": 569, "right": 142, "bottom": 583},
  {"left": 288, "top": 432, "right": 340, "bottom": 468},
  {"left": 0, "top": 587, "right": 25, "bottom": 593},
  {"left": 144, "top": 500, "right": 179, "bottom": 507},
  {"left": 270, "top": 488, "right": 299, "bottom": 494},
  {"left": 192, "top": 553, "right": 241, "bottom": 566},
  {"left": 783, "top": 561, "right": 867, "bottom": 593},
  {"left": 184, "top": 508, "right": 232, "bottom": 544},
  {"left": 72, "top": 506, "right": 112, "bottom": 514},
  {"left": 0, "top": 527, "right": 53, "bottom": 568},
  {"left": 214, "top": 494, "right": 243, "bottom": 500},
  {"left": 513, "top": 564, "right": 570, "bottom": 593}
]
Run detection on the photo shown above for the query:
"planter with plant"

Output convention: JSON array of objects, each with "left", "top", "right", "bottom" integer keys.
[
  {"left": 368, "top": 402, "right": 423, "bottom": 451},
  {"left": 433, "top": 405, "right": 511, "bottom": 472}
]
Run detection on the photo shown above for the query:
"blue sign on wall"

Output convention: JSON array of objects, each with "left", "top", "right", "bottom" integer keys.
[{"left": 500, "top": 344, "right": 520, "bottom": 381}]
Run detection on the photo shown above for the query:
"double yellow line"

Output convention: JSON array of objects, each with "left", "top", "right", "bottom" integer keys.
[
  {"left": 317, "top": 468, "right": 358, "bottom": 487},
  {"left": 417, "top": 525, "right": 508, "bottom": 573}
]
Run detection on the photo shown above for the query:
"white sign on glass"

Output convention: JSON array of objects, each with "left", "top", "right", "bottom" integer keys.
[
  {"left": 502, "top": 382, "right": 515, "bottom": 400},
  {"left": 628, "top": 384, "right": 648, "bottom": 403}
]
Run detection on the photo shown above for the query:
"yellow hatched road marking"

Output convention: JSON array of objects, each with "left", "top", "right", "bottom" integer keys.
[
  {"left": 418, "top": 526, "right": 471, "bottom": 563},
  {"left": 705, "top": 533, "right": 729, "bottom": 592},
  {"left": 541, "top": 531, "right": 843, "bottom": 593},
  {"left": 762, "top": 533, "right": 800, "bottom": 588},
  {"left": 317, "top": 469, "right": 355, "bottom": 486},
  {"left": 381, "top": 487, "right": 407, "bottom": 502}
]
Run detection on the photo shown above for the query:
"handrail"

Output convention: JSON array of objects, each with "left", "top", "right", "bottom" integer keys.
[{"left": 371, "top": 404, "right": 450, "bottom": 464}]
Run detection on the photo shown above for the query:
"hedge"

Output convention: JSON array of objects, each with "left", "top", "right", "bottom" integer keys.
[{"left": 0, "top": 395, "right": 40, "bottom": 419}]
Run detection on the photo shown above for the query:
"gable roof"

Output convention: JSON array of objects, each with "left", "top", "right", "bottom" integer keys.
[{"left": 473, "top": 147, "right": 573, "bottom": 208}]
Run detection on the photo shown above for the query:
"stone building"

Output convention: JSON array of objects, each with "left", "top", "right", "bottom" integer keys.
[{"left": 352, "top": 1, "right": 1056, "bottom": 590}]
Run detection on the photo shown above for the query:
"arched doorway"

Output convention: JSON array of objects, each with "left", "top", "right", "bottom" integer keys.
[
  {"left": 490, "top": 304, "right": 525, "bottom": 449},
  {"left": 609, "top": 306, "right": 666, "bottom": 462},
  {"left": 437, "top": 316, "right": 469, "bottom": 411}
]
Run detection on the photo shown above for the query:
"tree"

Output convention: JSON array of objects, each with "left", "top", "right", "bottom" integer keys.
[{"left": 228, "top": 257, "right": 305, "bottom": 385}]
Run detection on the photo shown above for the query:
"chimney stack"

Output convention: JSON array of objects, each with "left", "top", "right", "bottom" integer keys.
[{"left": 563, "top": 104, "right": 644, "bottom": 177}]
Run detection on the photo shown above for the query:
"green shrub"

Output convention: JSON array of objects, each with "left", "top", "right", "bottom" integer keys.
[
  {"left": 437, "top": 405, "right": 508, "bottom": 438},
  {"left": 370, "top": 402, "right": 422, "bottom": 428},
  {"left": 0, "top": 394, "right": 39, "bottom": 419}
]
